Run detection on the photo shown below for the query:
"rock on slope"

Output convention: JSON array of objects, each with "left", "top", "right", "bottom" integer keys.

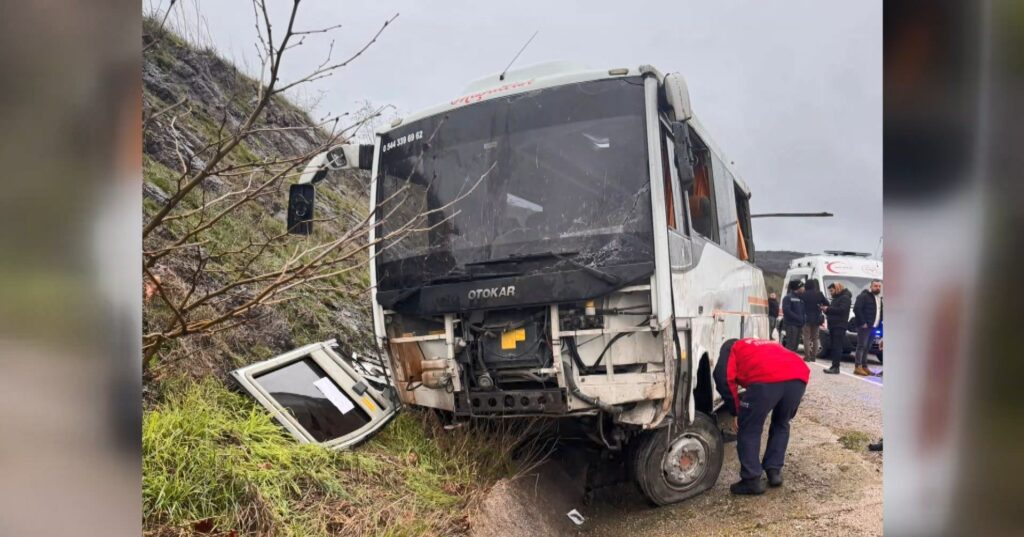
[{"left": 143, "top": 19, "right": 374, "bottom": 384}]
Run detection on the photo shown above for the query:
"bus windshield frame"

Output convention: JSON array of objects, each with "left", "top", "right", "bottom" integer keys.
[{"left": 374, "top": 77, "right": 654, "bottom": 294}]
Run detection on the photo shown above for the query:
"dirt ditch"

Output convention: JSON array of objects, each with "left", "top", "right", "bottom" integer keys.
[{"left": 470, "top": 366, "right": 883, "bottom": 536}]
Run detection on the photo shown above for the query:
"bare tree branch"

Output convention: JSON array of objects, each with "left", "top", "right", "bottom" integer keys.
[{"left": 142, "top": 2, "right": 407, "bottom": 371}]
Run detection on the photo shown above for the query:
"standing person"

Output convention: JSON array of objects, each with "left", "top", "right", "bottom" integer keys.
[
  {"left": 714, "top": 338, "right": 810, "bottom": 494},
  {"left": 822, "top": 282, "right": 852, "bottom": 374},
  {"left": 852, "top": 280, "right": 883, "bottom": 376},
  {"left": 767, "top": 292, "right": 780, "bottom": 340},
  {"left": 800, "top": 279, "right": 828, "bottom": 363},
  {"left": 781, "top": 281, "right": 805, "bottom": 351}
]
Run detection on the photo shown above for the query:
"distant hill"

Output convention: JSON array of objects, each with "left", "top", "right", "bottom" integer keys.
[
  {"left": 755, "top": 250, "right": 806, "bottom": 277},
  {"left": 755, "top": 250, "right": 806, "bottom": 297}
]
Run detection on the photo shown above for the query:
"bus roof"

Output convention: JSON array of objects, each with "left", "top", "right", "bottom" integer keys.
[
  {"left": 383, "top": 61, "right": 751, "bottom": 195},
  {"left": 393, "top": 61, "right": 626, "bottom": 125}
]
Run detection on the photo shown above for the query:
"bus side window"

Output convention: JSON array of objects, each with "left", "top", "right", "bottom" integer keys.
[
  {"left": 684, "top": 127, "right": 718, "bottom": 243},
  {"left": 734, "top": 182, "right": 754, "bottom": 262}
]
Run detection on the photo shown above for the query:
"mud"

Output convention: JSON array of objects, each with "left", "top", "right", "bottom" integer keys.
[
  {"left": 469, "top": 461, "right": 585, "bottom": 537},
  {"left": 471, "top": 357, "right": 884, "bottom": 536},
  {"left": 578, "top": 359, "right": 884, "bottom": 536}
]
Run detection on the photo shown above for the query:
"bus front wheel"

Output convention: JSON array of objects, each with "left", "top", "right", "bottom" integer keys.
[{"left": 633, "top": 411, "right": 723, "bottom": 506}]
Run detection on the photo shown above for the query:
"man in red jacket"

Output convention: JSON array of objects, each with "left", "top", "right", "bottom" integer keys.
[{"left": 714, "top": 338, "right": 810, "bottom": 495}]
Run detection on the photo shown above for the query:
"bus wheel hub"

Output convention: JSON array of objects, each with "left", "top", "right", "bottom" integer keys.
[{"left": 663, "top": 435, "right": 709, "bottom": 488}]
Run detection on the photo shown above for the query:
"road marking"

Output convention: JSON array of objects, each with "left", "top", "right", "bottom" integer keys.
[{"left": 807, "top": 360, "right": 883, "bottom": 387}]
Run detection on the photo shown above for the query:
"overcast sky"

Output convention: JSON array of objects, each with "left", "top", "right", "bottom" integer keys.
[{"left": 155, "top": 0, "right": 882, "bottom": 255}]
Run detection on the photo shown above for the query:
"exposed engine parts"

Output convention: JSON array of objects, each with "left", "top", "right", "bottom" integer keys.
[
  {"left": 419, "top": 358, "right": 451, "bottom": 390},
  {"left": 387, "top": 298, "right": 659, "bottom": 421}
]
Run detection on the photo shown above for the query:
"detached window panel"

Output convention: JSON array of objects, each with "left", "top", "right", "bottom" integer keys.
[
  {"left": 253, "top": 357, "right": 372, "bottom": 442},
  {"left": 231, "top": 341, "right": 396, "bottom": 449}
]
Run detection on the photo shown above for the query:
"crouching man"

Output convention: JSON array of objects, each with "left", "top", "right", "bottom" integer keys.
[{"left": 714, "top": 338, "right": 810, "bottom": 495}]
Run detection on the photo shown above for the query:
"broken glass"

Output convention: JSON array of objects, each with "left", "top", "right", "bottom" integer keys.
[{"left": 374, "top": 77, "right": 654, "bottom": 293}]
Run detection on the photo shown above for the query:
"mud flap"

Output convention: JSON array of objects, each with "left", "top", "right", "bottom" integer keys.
[{"left": 231, "top": 339, "right": 398, "bottom": 450}]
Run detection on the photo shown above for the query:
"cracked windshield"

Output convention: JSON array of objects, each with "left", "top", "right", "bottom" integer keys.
[{"left": 375, "top": 77, "right": 653, "bottom": 292}]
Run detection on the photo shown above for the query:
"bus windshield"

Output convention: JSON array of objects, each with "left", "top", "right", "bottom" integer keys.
[{"left": 374, "top": 77, "right": 653, "bottom": 293}]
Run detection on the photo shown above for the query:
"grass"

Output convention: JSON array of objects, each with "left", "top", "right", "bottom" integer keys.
[
  {"left": 143, "top": 380, "right": 349, "bottom": 535},
  {"left": 144, "top": 381, "right": 541, "bottom": 536},
  {"left": 837, "top": 429, "right": 873, "bottom": 452}
]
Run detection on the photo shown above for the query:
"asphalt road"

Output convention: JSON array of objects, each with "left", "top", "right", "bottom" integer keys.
[{"left": 579, "top": 353, "right": 884, "bottom": 536}]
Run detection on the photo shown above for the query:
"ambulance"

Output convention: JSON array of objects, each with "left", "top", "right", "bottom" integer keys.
[{"left": 779, "top": 252, "right": 883, "bottom": 360}]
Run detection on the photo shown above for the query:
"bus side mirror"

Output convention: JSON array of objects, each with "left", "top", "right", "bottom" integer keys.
[
  {"left": 288, "top": 143, "right": 374, "bottom": 235},
  {"left": 664, "top": 73, "right": 693, "bottom": 122},
  {"left": 671, "top": 121, "right": 695, "bottom": 191},
  {"left": 287, "top": 183, "right": 315, "bottom": 235},
  {"left": 298, "top": 144, "right": 375, "bottom": 184}
]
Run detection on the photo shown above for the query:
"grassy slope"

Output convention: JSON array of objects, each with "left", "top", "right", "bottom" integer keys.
[
  {"left": 142, "top": 20, "right": 518, "bottom": 536},
  {"left": 144, "top": 381, "right": 523, "bottom": 536}
]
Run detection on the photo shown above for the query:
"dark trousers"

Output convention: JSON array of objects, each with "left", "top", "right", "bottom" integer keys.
[
  {"left": 855, "top": 326, "right": 875, "bottom": 367},
  {"left": 768, "top": 317, "right": 778, "bottom": 340},
  {"left": 737, "top": 380, "right": 807, "bottom": 480},
  {"left": 784, "top": 323, "right": 801, "bottom": 351},
  {"left": 829, "top": 326, "right": 846, "bottom": 368}
]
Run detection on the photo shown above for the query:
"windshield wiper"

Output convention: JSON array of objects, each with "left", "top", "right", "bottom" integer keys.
[{"left": 466, "top": 251, "right": 622, "bottom": 285}]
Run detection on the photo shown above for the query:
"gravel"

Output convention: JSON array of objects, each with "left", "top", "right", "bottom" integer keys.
[{"left": 575, "top": 354, "right": 884, "bottom": 536}]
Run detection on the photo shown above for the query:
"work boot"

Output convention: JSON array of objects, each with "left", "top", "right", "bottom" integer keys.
[
  {"left": 868, "top": 439, "right": 883, "bottom": 452},
  {"left": 824, "top": 366, "right": 840, "bottom": 375},
  {"left": 766, "top": 468, "right": 783, "bottom": 487},
  {"left": 730, "top": 477, "right": 767, "bottom": 495},
  {"left": 853, "top": 366, "right": 870, "bottom": 376}
]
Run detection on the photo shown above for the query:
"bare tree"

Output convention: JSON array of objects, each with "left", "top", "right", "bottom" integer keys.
[
  {"left": 349, "top": 100, "right": 400, "bottom": 144},
  {"left": 141, "top": 1, "right": 402, "bottom": 371}
]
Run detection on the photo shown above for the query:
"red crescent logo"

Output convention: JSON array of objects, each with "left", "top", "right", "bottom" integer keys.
[{"left": 826, "top": 261, "right": 849, "bottom": 274}]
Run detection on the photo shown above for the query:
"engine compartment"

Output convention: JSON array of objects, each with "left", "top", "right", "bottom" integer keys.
[{"left": 382, "top": 286, "right": 671, "bottom": 422}]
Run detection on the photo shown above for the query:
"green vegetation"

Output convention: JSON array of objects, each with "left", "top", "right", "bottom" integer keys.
[
  {"left": 144, "top": 381, "right": 533, "bottom": 536},
  {"left": 837, "top": 429, "right": 872, "bottom": 451}
]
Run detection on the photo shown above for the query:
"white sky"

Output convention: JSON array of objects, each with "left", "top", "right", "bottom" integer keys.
[{"left": 152, "top": 0, "right": 882, "bottom": 255}]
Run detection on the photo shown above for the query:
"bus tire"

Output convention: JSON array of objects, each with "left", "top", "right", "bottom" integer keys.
[{"left": 633, "top": 411, "right": 723, "bottom": 506}]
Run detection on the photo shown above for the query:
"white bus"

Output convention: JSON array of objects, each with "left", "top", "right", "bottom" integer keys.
[{"left": 242, "top": 62, "right": 769, "bottom": 506}]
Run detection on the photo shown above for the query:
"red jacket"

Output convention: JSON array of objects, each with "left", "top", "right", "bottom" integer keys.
[{"left": 713, "top": 338, "right": 810, "bottom": 415}]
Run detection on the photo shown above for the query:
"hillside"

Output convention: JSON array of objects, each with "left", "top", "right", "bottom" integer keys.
[
  {"left": 755, "top": 250, "right": 806, "bottom": 297},
  {"left": 141, "top": 19, "right": 522, "bottom": 537},
  {"left": 754, "top": 250, "right": 805, "bottom": 277}
]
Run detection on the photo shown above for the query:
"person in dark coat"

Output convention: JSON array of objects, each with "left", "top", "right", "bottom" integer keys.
[
  {"left": 714, "top": 338, "right": 810, "bottom": 494},
  {"left": 852, "top": 280, "right": 883, "bottom": 376},
  {"left": 822, "top": 282, "right": 853, "bottom": 374},
  {"left": 800, "top": 279, "right": 828, "bottom": 363},
  {"left": 781, "top": 281, "right": 805, "bottom": 351},
  {"left": 767, "top": 292, "right": 780, "bottom": 340}
]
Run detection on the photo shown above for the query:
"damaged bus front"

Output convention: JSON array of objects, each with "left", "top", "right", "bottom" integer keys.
[
  {"left": 373, "top": 75, "right": 664, "bottom": 424},
  {"left": 272, "top": 63, "right": 768, "bottom": 505}
]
